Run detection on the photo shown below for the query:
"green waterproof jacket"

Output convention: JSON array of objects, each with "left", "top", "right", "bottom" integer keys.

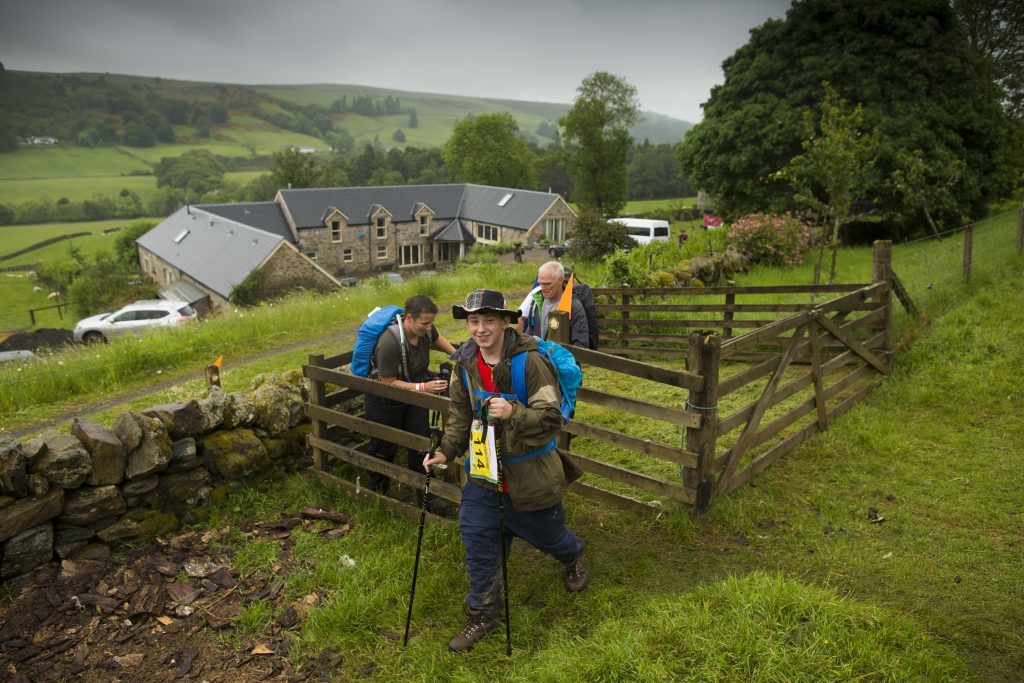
[{"left": 439, "top": 328, "right": 576, "bottom": 511}]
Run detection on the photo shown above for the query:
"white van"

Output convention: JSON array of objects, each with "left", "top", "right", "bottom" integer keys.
[{"left": 608, "top": 218, "right": 671, "bottom": 246}]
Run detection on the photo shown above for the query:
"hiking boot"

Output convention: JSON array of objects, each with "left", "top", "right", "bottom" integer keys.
[
  {"left": 564, "top": 556, "right": 589, "bottom": 593},
  {"left": 448, "top": 614, "right": 497, "bottom": 653}
]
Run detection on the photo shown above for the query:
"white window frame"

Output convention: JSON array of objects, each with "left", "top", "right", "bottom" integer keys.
[
  {"left": 544, "top": 218, "right": 565, "bottom": 243},
  {"left": 376, "top": 216, "right": 387, "bottom": 239},
  {"left": 331, "top": 220, "right": 342, "bottom": 243},
  {"left": 305, "top": 250, "right": 318, "bottom": 262},
  {"left": 342, "top": 248, "right": 353, "bottom": 263},
  {"left": 476, "top": 224, "right": 499, "bottom": 242},
  {"left": 400, "top": 244, "right": 423, "bottom": 267},
  {"left": 419, "top": 215, "right": 429, "bottom": 236},
  {"left": 376, "top": 244, "right": 388, "bottom": 260}
]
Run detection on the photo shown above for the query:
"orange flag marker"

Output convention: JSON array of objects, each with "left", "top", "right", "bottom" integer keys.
[
  {"left": 213, "top": 355, "right": 223, "bottom": 368},
  {"left": 557, "top": 273, "right": 575, "bottom": 316}
]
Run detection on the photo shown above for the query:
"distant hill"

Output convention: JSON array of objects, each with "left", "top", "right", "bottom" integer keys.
[{"left": 0, "top": 70, "right": 693, "bottom": 158}]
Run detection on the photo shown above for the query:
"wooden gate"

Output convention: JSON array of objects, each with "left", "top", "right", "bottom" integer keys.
[{"left": 303, "top": 242, "right": 904, "bottom": 516}]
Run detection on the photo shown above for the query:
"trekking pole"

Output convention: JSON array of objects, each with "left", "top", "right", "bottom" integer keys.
[
  {"left": 403, "top": 419, "right": 442, "bottom": 648},
  {"left": 488, "top": 398, "right": 513, "bottom": 656}
]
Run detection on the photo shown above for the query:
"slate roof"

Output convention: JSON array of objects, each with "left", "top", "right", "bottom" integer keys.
[
  {"left": 430, "top": 219, "right": 475, "bottom": 243},
  {"left": 137, "top": 206, "right": 284, "bottom": 299},
  {"left": 276, "top": 184, "right": 562, "bottom": 231},
  {"left": 159, "top": 280, "right": 209, "bottom": 305},
  {"left": 201, "top": 201, "right": 294, "bottom": 243}
]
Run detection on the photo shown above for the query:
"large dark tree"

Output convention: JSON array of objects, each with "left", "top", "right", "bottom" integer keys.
[
  {"left": 443, "top": 112, "right": 535, "bottom": 188},
  {"left": 953, "top": 0, "right": 1024, "bottom": 120},
  {"left": 561, "top": 72, "right": 639, "bottom": 216},
  {"left": 154, "top": 149, "right": 224, "bottom": 194},
  {"left": 678, "top": 0, "right": 1020, "bottom": 234}
]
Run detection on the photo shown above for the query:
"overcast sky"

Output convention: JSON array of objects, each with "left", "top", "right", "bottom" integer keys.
[{"left": 1, "top": 0, "right": 791, "bottom": 123}]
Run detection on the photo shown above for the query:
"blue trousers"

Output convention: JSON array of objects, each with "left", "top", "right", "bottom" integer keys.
[{"left": 459, "top": 481, "right": 585, "bottom": 610}]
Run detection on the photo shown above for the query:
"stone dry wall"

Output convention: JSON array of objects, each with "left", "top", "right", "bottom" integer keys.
[{"left": 0, "top": 370, "right": 313, "bottom": 584}]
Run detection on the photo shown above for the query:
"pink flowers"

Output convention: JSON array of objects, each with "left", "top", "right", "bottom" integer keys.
[{"left": 727, "top": 212, "right": 811, "bottom": 268}]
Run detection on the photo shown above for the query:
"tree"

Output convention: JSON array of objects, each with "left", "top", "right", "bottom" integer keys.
[
  {"left": 953, "top": 0, "right": 1024, "bottom": 120},
  {"left": 408, "top": 107, "right": 419, "bottom": 128},
  {"left": 571, "top": 209, "right": 634, "bottom": 261},
  {"left": 270, "top": 148, "right": 324, "bottom": 189},
  {"left": 392, "top": 128, "right": 406, "bottom": 143},
  {"left": 121, "top": 121, "right": 156, "bottom": 147},
  {"left": 443, "top": 112, "right": 535, "bottom": 188},
  {"left": 629, "top": 141, "right": 690, "bottom": 200},
  {"left": 154, "top": 150, "right": 225, "bottom": 194},
  {"left": 775, "top": 83, "right": 878, "bottom": 281},
  {"left": 677, "top": 0, "right": 1020, "bottom": 234},
  {"left": 560, "top": 72, "right": 639, "bottom": 216}
]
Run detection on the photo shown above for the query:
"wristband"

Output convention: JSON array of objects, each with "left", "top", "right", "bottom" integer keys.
[{"left": 416, "top": 382, "right": 423, "bottom": 391}]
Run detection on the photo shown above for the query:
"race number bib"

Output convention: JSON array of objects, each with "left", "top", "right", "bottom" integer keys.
[{"left": 469, "top": 419, "right": 498, "bottom": 484}]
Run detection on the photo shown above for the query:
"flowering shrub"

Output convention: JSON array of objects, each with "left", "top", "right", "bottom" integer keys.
[{"left": 727, "top": 213, "right": 812, "bottom": 268}]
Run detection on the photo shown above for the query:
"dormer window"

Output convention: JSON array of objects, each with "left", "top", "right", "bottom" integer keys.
[
  {"left": 331, "top": 220, "right": 342, "bottom": 243},
  {"left": 376, "top": 216, "right": 387, "bottom": 239},
  {"left": 419, "top": 214, "right": 429, "bottom": 236}
]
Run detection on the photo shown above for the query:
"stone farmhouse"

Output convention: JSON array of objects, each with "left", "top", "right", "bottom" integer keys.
[{"left": 136, "top": 184, "right": 576, "bottom": 314}]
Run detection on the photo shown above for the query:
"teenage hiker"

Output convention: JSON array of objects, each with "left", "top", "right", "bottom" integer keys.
[
  {"left": 519, "top": 261, "right": 590, "bottom": 347},
  {"left": 365, "top": 294, "right": 456, "bottom": 495},
  {"left": 423, "top": 289, "right": 588, "bottom": 653}
]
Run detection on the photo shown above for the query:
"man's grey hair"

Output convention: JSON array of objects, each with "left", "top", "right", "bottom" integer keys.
[{"left": 539, "top": 261, "right": 565, "bottom": 280}]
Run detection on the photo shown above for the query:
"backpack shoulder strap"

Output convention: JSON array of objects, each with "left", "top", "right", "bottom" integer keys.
[{"left": 510, "top": 350, "right": 529, "bottom": 405}]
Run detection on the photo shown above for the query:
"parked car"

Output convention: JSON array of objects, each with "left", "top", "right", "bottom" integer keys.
[
  {"left": 608, "top": 218, "right": 671, "bottom": 246},
  {"left": 548, "top": 238, "right": 575, "bottom": 258},
  {"left": 73, "top": 300, "right": 198, "bottom": 343}
]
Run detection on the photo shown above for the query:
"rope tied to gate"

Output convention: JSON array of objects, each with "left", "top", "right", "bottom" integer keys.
[{"left": 686, "top": 399, "right": 718, "bottom": 412}]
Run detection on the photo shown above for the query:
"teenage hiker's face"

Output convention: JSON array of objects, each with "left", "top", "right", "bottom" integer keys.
[
  {"left": 537, "top": 271, "right": 564, "bottom": 302},
  {"left": 404, "top": 312, "right": 435, "bottom": 338},
  {"left": 466, "top": 313, "right": 509, "bottom": 354}
]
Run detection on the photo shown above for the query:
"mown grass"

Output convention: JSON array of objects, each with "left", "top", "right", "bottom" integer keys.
[{"left": 190, "top": 238, "right": 1022, "bottom": 680}]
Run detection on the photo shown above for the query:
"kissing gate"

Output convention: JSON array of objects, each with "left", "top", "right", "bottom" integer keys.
[{"left": 303, "top": 242, "right": 905, "bottom": 520}]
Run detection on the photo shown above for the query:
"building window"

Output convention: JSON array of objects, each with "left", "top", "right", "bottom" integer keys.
[
  {"left": 331, "top": 220, "right": 342, "bottom": 243},
  {"left": 419, "top": 215, "right": 429, "bottom": 236},
  {"left": 544, "top": 218, "right": 565, "bottom": 243},
  {"left": 376, "top": 244, "right": 388, "bottom": 260},
  {"left": 400, "top": 244, "right": 423, "bottom": 266},
  {"left": 475, "top": 224, "right": 499, "bottom": 242},
  {"left": 343, "top": 248, "right": 353, "bottom": 263},
  {"left": 305, "top": 250, "right": 318, "bottom": 262},
  {"left": 376, "top": 216, "right": 387, "bottom": 239}
]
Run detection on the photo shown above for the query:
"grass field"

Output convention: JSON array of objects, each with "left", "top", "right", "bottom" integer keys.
[
  {"left": 0, "top": 206, "right": 1020, "bottom": 679},
  {"left": 0, "top": 169, "right": 264, "bottom": 207}
]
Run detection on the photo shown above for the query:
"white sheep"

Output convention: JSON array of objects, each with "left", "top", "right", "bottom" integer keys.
[
  {"left": 47, "top": 291, "right": 60, "bottom": 300},
  {"left": 33, "top": 286, "right": 42, "bottom": 292}
]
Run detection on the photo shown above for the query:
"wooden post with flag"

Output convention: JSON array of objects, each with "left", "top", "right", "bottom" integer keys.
[
  {"left": 545, "top": 273, "right": 574, "bottom": 344},
  {"left": 206, "top": 355, "right": 223, "bottom": 388}
]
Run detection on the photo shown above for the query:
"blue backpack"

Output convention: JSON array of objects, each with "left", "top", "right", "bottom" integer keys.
[
  {"left": 350, "top": 305, "right": 407, "bottom": 378},
  {"left": 511, "top": 337, "right": 582, "bottom": 423}
]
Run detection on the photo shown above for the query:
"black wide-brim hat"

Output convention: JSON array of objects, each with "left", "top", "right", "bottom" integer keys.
[{"left": 452, "top": 289, "right": 521, "bottom": 321}]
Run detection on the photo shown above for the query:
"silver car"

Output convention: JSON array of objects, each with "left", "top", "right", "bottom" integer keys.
[{"left": 73, "top": 300, "right": 198, "bottom": 343}]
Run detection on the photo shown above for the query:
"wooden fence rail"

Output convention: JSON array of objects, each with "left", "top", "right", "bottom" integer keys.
[{"left": 304, "top": 241, "right": 905, "bottom": 518}]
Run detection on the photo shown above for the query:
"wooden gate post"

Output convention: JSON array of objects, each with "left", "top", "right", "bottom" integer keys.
[
  {"left": 621, "top": 293, "right": 631, "bottom": 350},
  {"left": 685, "top": 331, "right": 720, "bottom": 511},
  {"left": 872, "top": 240, "right": 894, "bottom": 366},
  {"left": 723, "top": 281, "right": 736, "bottom": 339},
  {"left": 546, "top": 310, "right": 571, "bottom": 344},
  {"left": 962, "top": 223, "right": 974, "bottom": 281},
  {"left": 1016, "top": 203, "right": 1023, "bottom": 255},
  {"left": 307, "top": 353, "right": 328, "bottom": 472}
]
